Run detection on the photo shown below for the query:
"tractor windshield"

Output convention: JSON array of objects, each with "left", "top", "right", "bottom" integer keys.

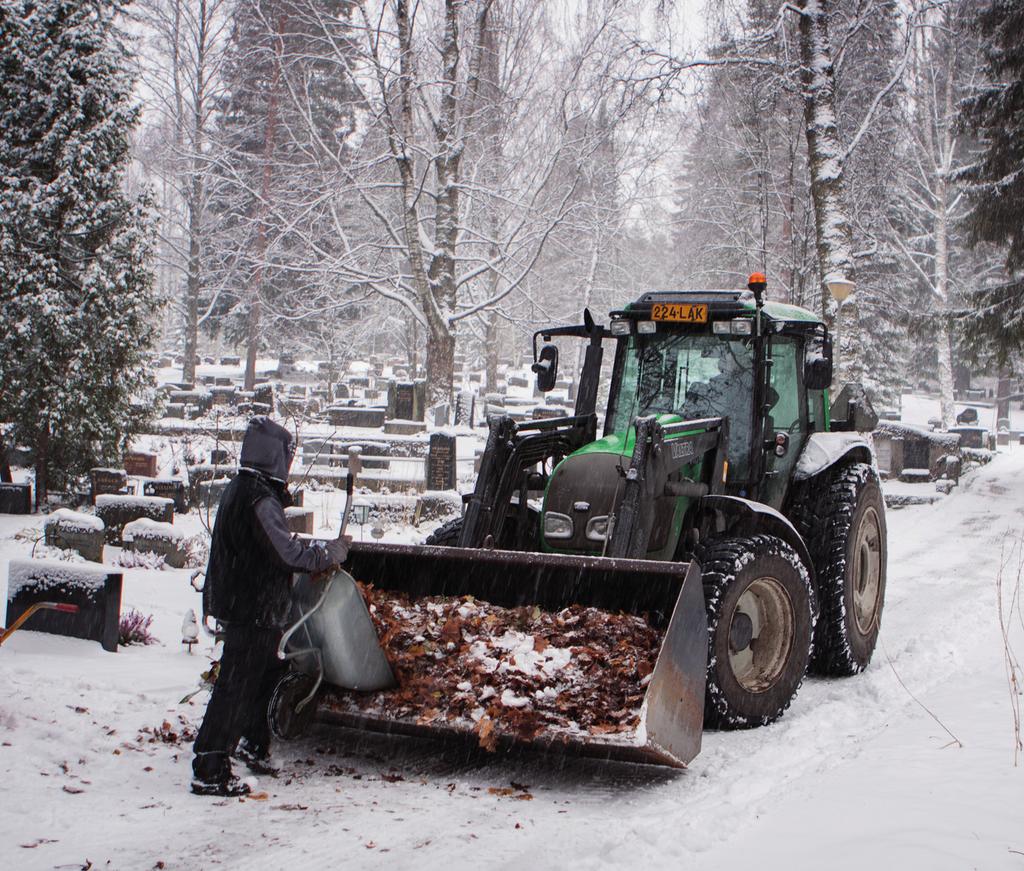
[{"left": 609, "top": 330, "right": 755, "bottom": 480}]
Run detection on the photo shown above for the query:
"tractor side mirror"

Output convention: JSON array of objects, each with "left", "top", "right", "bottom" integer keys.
[
  {"left": 532, "top": 344, "right": 559, "bottom": 392},
  {"left": 829, "top": 383, "right": 879, "bottom": 432},
  {"left": 804, "top": 332, "right": 833, "bottom": 391}
]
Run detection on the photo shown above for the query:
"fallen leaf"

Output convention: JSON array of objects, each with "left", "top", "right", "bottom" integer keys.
[
  {"left": 246, "top": 791, "right": 270, "bottom": 801},
  {"left": 476, "top": 717, "right": 498, "bottom": 752},
  {"left": 19, "top": 838, "right": 58, "bottom": 848},
  {"left": 61, "top": 785, "right": 84, "bottom": 795}
]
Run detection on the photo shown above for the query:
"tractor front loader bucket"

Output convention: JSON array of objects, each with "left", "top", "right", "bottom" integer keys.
[{"left": 304, "top": 541, "right": 708, "bottom": 768}]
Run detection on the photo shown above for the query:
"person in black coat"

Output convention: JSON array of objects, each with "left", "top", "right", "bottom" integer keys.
[{"left": 191, "top": 416, "right": 348, "bottom": 796}]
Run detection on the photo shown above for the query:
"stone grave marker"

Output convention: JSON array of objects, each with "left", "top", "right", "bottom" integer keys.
[
  {"left": 95, "top": 495, "right": 174, "bottom": 545},
  {"left": 124, "top": 451, "right": 158, "bottom": 478},
  {"left": 0, "top": 482, "right": 31, "bottom": 514},
  {"left": 387, "top": 380, "right": 425, "bottom": 422},
  {"left": 454, "top": 391, "right": 475, "bottom": 426},
  {"left": 284, "top": 507, "right": 315, "bottom": 535},
  {"left": 426, "top": 433, "right": 457, "bottom": 491},
  {"left": 123, "top": 519, "right": 187, "bottom": 568},
  {"left": 143, "top": 479, "right": 187, "bottom": 513},
  {"left": 44, "top": 510, "right": 105, "bottom": 561},
  {"left": 6, "top": 559, "right": 123, "bottom": 652},
  {"left": 90, "top": 468, "right": 127, "bottom": 504}
]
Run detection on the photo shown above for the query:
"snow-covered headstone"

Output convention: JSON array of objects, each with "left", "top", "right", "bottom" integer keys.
[{"left": 5, "top": 559, "right": 123, "bottom": 652}]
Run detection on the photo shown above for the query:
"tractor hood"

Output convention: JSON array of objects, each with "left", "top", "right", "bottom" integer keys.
[{"left": 541, "top": 414, "right": 704, "bottom": 556}]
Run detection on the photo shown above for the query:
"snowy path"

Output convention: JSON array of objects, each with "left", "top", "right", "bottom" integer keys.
[{"left": 1, "top": 454, "right": 1022, "bottom": 869}]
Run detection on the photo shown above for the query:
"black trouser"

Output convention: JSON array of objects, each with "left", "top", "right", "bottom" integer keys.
[{"left": 192, "top": 623, "right": 284, "bottom": 780}]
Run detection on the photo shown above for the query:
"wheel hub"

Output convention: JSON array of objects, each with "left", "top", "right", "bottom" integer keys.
[
  {"left": 729, "top": 612, "right": 753, "bottom": 652},
  {"left": 852, "top": 506, "right": 882, "bottom": 635},
  {"left": 728, "top": 576, "right": 796, "bottom": 694}
]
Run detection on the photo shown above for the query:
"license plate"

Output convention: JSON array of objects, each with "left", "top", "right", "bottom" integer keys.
[{"left": 650, "top": 303, "right": 708, "bottom": 323}]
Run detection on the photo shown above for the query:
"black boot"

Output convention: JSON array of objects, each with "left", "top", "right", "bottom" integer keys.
[
  {"left": 191, "top": 751, "right": 251, "bottom": 797},
  {"left": 235, "top": 737, "right": 281, "bottom": 776}
]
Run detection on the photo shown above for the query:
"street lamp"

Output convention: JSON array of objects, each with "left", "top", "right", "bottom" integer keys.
[{"left": 826, "top": 276, "right": 855, "bottom": 303}]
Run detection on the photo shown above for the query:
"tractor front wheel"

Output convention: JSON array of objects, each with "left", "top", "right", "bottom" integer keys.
[{"left": 700, "top": 535, "right": 815, "bottom": 729}]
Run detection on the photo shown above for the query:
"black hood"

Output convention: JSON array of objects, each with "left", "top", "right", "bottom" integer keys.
[{"left": 239, "top": 416, "right": 294, "bottom": 482}]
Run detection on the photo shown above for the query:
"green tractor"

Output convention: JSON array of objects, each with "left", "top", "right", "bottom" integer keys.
[{"left": 337, "top": 275, "right": 886, "bottom": 766}]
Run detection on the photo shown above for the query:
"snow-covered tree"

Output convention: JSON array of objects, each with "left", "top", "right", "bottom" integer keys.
[
  {"left": 0, "top": 0, "right": 157, "bottom": 506},
  {"left": 957, "top": 0, "right": 1024, "bottom": 367}
]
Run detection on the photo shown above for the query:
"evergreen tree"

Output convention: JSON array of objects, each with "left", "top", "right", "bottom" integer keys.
[
  {"left": 958, "top": 0, "right": 1024, "bottom": 364},
  {"left": 0, "top": 0, "right": 156, "bottom": 506}
]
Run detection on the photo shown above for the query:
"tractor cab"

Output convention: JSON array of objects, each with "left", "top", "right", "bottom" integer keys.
[
  {"left": 532, "top": 279, "right": 839, "bottom": 565},
  {"left": 602, "top": 286, "right": 833, "bottom": 510}
]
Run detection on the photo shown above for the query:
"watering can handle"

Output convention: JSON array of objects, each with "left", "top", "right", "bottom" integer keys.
[{"left": 338, "top": 471, "right": 356, "bottom": 539}]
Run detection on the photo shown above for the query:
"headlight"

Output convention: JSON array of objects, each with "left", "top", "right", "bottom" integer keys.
[
  {"left": 543, "top": 512, "right": 574, "bottom": 540},
  {"left": 713, "top": 318, "right": 753, "bottom": 336},
  {"left": 585, "top": 515, "right": 610, "bottom": 541}
]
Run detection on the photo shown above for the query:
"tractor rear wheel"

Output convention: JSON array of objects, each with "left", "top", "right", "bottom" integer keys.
[
  {"left": 424, "top": 517, "right": 463, "bottom": 547},
  {"left": 808, "top": 463, "right": 887, "bottom": 675},
  {"left": 700, "top": 535, "right": 815, "bottom": 729}
]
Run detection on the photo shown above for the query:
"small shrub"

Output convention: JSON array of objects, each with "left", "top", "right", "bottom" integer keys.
[
  {"left": 116, "top": 549, "right": 167, "bottom": 570},
  {"left": 183, "top": 533, "right": 210, "bottom": 569},
  {"left": 119, "top": 608, "right": 157, "bottom": 646}
]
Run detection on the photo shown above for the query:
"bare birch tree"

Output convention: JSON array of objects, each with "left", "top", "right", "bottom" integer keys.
[{"left": 135, "top": 0, "right": 231, "bottom": 384}]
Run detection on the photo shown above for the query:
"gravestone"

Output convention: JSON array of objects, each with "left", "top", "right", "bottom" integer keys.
[
  {"left": 123, "top": 519, "right": 187, "bottom": 568},
  {"left": 426, "top": 433, "right": 457, "bottom": 491},
  {"left": 210, "top": 449, "right": 230, "bottom": 465},
  {"left": 168, "top": 389, "right": 211, "bottom": 411},
  {"left": 253, "top": 383, "right": 274, "bottom": 407},
  {"left": 197, "top": 478, "right": 232, "bottom": 507},
  {"left": 392, "top": 382, "right": 415, "bottom": 420},
  {"left": 90, "top": 468, "right": 127, "bottom": 504},
  {"left": 220, "top": 355, "right": 241, "bottom": 366},
  {"left": 0, "top": 482, "right": 31, "bottom": 514},
  {"left": 387, "top": 380, "right": 426, "bottom": 422},
  {"left": 533, "top": 405, "right": 566, "bottom": 420},
  {"left": 215, "top": 376, "right": 233, "bottom": 387},
  {"left": 94, "top": 495, "right": 174, "bottom": 545},
  {"left": 326, "top": 406, "right": 387, "bottom": 428},
  {"left": 43, "top": 510, "right": 105, "bottom": 561},
  {"left": 432, "top": 404, "right": 450, "bottom": 427},
  {"left": 165, "top": 403, "right": 185, "bottom": 419},
  {"left": 454, "top": 391, "right": 476, "bottom": 427},
  {"left": 143, "top": 479, "right": 187, "bottom": 514},
  {"left": 210, "top": 386, "right": 235, "bottom": 406},
  {"left": 6, "top": 559, "right": 123, "bottom": 652},
  {"left": 948, "top": 426, "right": 985, "bottom": 450},
  {"left": 334, "top": 382, "right": 350, "bottom": 400},
  {"left": 124, "top": 451, "right": 158, "bottom": 478},
  {"left": 284, "top": 507, "right": 315, "bottom": 535}
]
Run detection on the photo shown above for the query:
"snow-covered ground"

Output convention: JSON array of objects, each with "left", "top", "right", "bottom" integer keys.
[{"left": 1, "top": 452, "right": 1022, "bottom": 869}]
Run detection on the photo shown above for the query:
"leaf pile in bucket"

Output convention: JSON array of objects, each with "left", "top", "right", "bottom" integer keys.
[{"left": 320, "top": 583, "right": 663, "bottom": 749}]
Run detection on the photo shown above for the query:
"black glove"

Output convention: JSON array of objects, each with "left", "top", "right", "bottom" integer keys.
[{"left": 324, "top": 537, "right": 350, "bottom": 566}]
